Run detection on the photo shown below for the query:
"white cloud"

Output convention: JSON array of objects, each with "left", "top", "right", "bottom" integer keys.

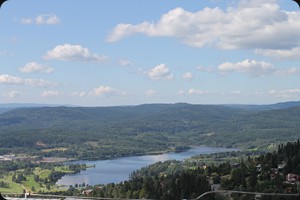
[
  {"left": 268, "top": 89, "right": 300, "bottom": 98},
  {"left": 255, "top": 47, "right": 300, "bottom": 60},
  {"left": 274, "top": 67, "right": 300, "bottom": 76},
  {"left": 21, "top": 14, "right": 60, "bottom": 25},
  {"left": 147, "top": 63, "right": 173, "bottom": 80},
  {"left": 0, "top": 74, "right": 22, "bottom": 84},
  {"left": 177, "top": 90, "right": 185, "bottom": 95},
  {"left": 0, "top": 74, "right": 57, "bottom": 87},
  {"left": 44, "top": 44, "right": 108, "bottom": 63},
  {"left": 24, "top": 79, "right": 57, "bottom": 87},
  {"left": 218, "top": 59, "right": 275, "bottom": 76},
  {"left": 218, "top": 59, "right": 300, "bottom": 77},
  {"left": 145, "top": 89, "right": 157, "bottom": 97},
  {"left": 20, "top": 62, "right": 54, "bottom": 73},
  {"left": 72, "top": 91, "right": 87, "bottom": 97},
  {"left": 196, "top": 66, "right": 215, "bottom": 73},
  {"left": 182, "top": 72, "right": 193, "bottom": 81},
  {"left": 89, "top": 86, "right": 117, "bottom": 97},
  {"left": 4, "top": 90, "right": 20, "bottom": 99},
  {"left": 0, "top": 50, "right": 12, "bottom": 56},
  {"left": 107, "top": 0, "right": 300, "bottom": 50},
  {"left": 118, "top": 59, "right": 133, "bottom": 67},
  {"left": 41, "top": 90, "right": 61, "bottom": 97},
  {"left": 188, "top": 89, "right": 208, "bottom": 95},
  {"left": 20, "top": 18, "right": 33, "bottom": 24},
  {"left": 230, "top": 90, "right": 242, "bottom": 95}
]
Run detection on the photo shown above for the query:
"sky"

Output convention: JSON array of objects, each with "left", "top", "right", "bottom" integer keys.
[{"left": 0, "top": 0, "right": 300, "bottom": 106}]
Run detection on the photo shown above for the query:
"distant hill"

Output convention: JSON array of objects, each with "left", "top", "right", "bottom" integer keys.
[
  {"left": 0, "top": 102, "right": 299, "bottom": 159},
  {"left": 223, "top": 101, "right": 300, "bottom": 111},
  {"left": 0, "top": 103, "right": 74, "bottom": 114}
]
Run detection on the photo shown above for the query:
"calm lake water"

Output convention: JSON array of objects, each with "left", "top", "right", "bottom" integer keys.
[{"left": 56, "top": 147, "right": 238, "bottom": 186}]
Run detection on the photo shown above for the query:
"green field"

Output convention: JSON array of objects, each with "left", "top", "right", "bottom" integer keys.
[
  {"left": 0, "top": 178, "right": 23, "bottom": 194},
  {"left": 0, "top": 165, "right": 78, "bottom": 193}
]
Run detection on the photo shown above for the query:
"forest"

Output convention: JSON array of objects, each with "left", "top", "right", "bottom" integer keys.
[{"left": 0, "top": 102, "right": 300, "bottom": 160}]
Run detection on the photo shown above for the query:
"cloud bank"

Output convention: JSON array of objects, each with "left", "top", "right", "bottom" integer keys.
[{"left": 107, "top": 0, "right": 300, "bottom": 50}]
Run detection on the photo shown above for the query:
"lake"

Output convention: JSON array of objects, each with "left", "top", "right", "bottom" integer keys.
[{"left": 56, "top": 147, "right": 238, "bottom": 186}]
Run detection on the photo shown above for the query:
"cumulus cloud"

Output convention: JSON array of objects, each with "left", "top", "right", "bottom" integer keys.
[
  {"left": 0, "top": 74, "right": 22, "bottom": 84},
  {"left": 197, "top": 66, "right": 215, "bottom": 73},
  {"left": 72, "top": 91, "right": 86, "bottom": 97},
  {"left": 218, "top": 59, "right": 300, "bottom": 77},
  {"left": 21, "top": 14, "right": 60, "bottom": 25},
  {"left": 44, "top": 44, "right": 108, "bottom": 63},
  {"left": 230, "top": 90, "right": 242, "bottom": 95},
  {"left": 268, "top": 89, "right": 300, "bottom": 98},
  {"left": 182, "top": 72, "right": 193, "bottom": 81},
  {"left": 20, "top": 18, "right": 33, "bottom": 24},
  {"left": 41, "top": 90, "right": 61, "bottom": 97},
  {"left": 218, "top": 59, "right": 275, "bottom": 76},
  {"left": 4, "top": 90, "right": 20, "bottom": 99},
  {"left": 147, "top": 64, "right": 173, "bottom": 80},
  {"left": 188, "top": 89, "right": 208, "bottom": 95},
  {"left": 255, "top": 47, "right": 300, "bottom": 60},
  {"left": 0, "top": 74, "right": 57, "bottom": 87},
  {"left": 107, "top": 0, "right": 300, "bottom": 50},
  {"left": 20, "top": 62, "right": 54, "bottom": 73},
  {"left": 145, "top": 89, "right": 157, "bottom": 97},
  {"left": 118, "top": 59, "right": 133, "bottom": 67},
  {"left": 274, "top": 67, "right": 300, "bottom": 76},
  {"left": 89, "top": 86, "right": 117, "bottom": 97},
  {"left": 177, "top": 90, "right": 185, "bottom": 95}
]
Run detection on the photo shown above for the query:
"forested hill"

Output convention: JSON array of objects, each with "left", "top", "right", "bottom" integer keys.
[
  {"left": 0, "top": 103, "right": 249, "bottom": 129},
  {"left": 222, "top": 100, "right": 300, "bottom": 111},
  {"left": 0, "top": 102, "right": 300, "bottom": 159}
]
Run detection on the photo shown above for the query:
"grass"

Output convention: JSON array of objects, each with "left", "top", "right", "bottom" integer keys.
[
  {"left": 38, "top": 170, "right": 52, "bottom": 180},
  {"left": 54, "top": 166, "right": 73, "bottom": 173},
  {"left": 0, "top": 179, "right": 23, "bottom": 194},
  {"left": 1, "top": 165, "right": 80, "bottom": 194},
  {"left": 22, "top": 175, "right": 42, "bottom": 192},
  {"left": 266, "top": 143, "right": 277, "bottom": 151}
]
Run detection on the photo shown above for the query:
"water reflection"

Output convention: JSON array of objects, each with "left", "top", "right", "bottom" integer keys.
[{"left": 145, "top": 154, "right": 172, "bottom": 163}]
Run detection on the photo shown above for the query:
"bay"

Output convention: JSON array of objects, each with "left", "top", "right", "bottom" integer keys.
[{"left": 56, "top": 147, "right": 238, "bottom": 186}]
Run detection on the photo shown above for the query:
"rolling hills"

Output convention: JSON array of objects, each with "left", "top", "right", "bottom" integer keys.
[{"left": 0, "top": 102, "right": 299, "bottom": 160}]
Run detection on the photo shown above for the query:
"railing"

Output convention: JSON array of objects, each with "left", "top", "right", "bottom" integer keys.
[
  {"left": 1, "top": 193, "right": 156, "bottom": 200},
  {"left": 2, "top": 190, "right": 300, "bottom": 200},
  {"left": 193, "top": 190, "right": 300, "bottom": 200}
]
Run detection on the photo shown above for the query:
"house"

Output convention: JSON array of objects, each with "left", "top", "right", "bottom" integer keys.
[
  {"left": 256, "top": 164, "right": 262, "bottom": 172},
  {"left": 286, "top": 173, "right": 300, "bottom": 182},
  {"left": 231, "top": 163, "right": 240, "bottom": 168},
  {"left": 270, "top": 168, "right": 279, "bottom": 180},
  {"left": 82, "top": 189, "right": 93, "bottom": 196},
  {"left": 278, "top": 163, "right": 286, "bottom": 171}
]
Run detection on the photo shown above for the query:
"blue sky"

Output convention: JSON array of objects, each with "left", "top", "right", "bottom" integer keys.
[{"left": 0, "top": 0, "right": 300, "bottom": 106}]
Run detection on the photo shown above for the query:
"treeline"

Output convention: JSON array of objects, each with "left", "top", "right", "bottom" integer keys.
[
  {"left": 58, "top": 170, "right": 210, "bottom": 200},
  {"left": 0, "top": 181, "right": 9, "bottom": 188}
]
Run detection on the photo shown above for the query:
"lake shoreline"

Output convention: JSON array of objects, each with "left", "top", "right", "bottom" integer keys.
[{"left": 56, "top": 146, "right": 240, "bottom": 186}]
